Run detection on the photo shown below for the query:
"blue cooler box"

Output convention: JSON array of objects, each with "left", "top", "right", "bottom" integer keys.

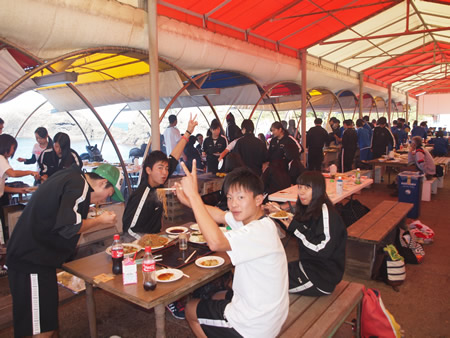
[{"left": 398, "top": 171, "right": 423, "bottom": 218}]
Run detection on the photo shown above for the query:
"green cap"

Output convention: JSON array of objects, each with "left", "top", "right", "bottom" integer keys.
[{"left": 93, "top": 164, "right": 125, "bottom": 202}]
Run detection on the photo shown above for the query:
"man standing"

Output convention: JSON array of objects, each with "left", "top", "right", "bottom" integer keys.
[
  {"left": 306, "top": 118, "right": 329, "bottom": 171},
  {"left": 356, "top": 119, "right": 372, "bottom": 161},
  {"left": 233, "top": 119, "right": 268, "bottom": 176},
  {"left": 411, "top": 121, "right": 428, "bottom": 140},
  {"left": 341, "top": 120, "right": 358, "bottom": 172},
  {"left": 163, "top": 115, "right": 181, "bottom": 156},
  {"left": 263, "top": 121, "right": 302, "bottom": 193},
  {"left": 6, "top": 164, "right": 123, "bottom": 337},
  {"left": 371, "top": 117, "right": 395, "bottom": 159}
]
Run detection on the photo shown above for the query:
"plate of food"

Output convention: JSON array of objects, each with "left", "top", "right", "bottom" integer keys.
[
  {"left": 105, "top": 243, "right": 142, "bottom": 258},
  {"left": 269, "top": 210, "right": 293, "bottom": 219},
  {"left": 189, "top": 232, "right": 206, "bottom": 244},
  {"left": 166, "top": 226, "right": 189, "bottom": 237},
  {"left": 195, "top": 256, "right": 225, "bottom": 268},
  {"left": 155, "top": 268, "right": 183, "bottom": 282},
  {"left": 190, "top": 223, "right": 200, "bottom": 231},
  {"left": 137, "top": 234, "right": 170, "bottom": 250}
]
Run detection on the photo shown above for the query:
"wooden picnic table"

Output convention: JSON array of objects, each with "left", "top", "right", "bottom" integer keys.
[
  {"left": 268, "top": 176, "right": 373, "bottom": 204},
  {"left": 63, "top": 235, "right": 232, "bottom": 337}
]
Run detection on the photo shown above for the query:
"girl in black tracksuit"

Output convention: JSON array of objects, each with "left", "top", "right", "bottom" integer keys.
[{"left": 285, "top": 171, "right": 347, "bottom": 296}]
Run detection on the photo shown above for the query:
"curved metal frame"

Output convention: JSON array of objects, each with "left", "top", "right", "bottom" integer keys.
[
  {"left": 335, "top": 89, "right": 359, "bottom": 121},
  {"left": 1, "top": 44, "right": 200, "bottom": 195},
  {"left": 309, "top": 87, "right": 346, "bottom": 128},
  {"left": 14, "top": 100, "right": 48, "bottom": 138},
  {"left": 361, "top": 93, "right": 378, "bottom": 121}
]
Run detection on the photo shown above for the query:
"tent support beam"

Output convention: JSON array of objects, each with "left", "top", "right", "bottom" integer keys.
[
  {"left": 301, "top": 49, "right": 307, "bottom": 163},
  {"left": 14, "top": 101, "right": 47, "bottom": 138},
  {"left": 359, "top": 73, "right": 364, "bottom": 119},
  {"left": 388, "top": 85, "right": 392, "bottom": 125},
  {"left": 148, "top": 0, "right": 160, "bottom": 152}
]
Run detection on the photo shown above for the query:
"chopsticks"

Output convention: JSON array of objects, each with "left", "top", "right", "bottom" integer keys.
[{"left": 184, "top": 250, "right": 197, "bottom": 263}]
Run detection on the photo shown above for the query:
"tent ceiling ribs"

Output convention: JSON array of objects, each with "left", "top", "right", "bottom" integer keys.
[
  {"left": 321, "top": 26, "right": 450, "bottom": 45},
  {"left": 272, "top": 0, "right": 398, "bottom": 21}
]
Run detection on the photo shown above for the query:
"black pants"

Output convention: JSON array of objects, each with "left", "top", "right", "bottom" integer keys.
[{"left": 307, "top": 149, "right": 324, "bottom": 171}]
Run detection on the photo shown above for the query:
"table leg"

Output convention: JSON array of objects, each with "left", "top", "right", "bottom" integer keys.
[
  {"left": 155, "top": 304, "right": 166, "bottom": 338},
  {"left": 85, "top": 282, "right": 98, "bottom": 338}
]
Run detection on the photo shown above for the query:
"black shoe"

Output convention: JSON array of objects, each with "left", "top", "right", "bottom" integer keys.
[
  {"left": 390, "top": 191, "right": 398, "bottom": 197},
  {"left": 388, "top": 182, "right": 397, "bottom": 189},
  {"left": 166, "top": 301, "right": 185, "bottom": 319}
]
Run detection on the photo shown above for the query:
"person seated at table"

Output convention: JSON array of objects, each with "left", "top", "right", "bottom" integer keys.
[
  {"left": 6, "top": 163, "right": 122, "bottom": 338},
  {"left": 175, "top": 163, "right": 289, "bottom": 337},
  {"left": 277, "top": 171, "right": 347, "bottom": 296},
  {"left": 428, "top": 131, "right": 448, "bottom": 157},
  {"left": 122, "top": 115, "right": 198, "bottom": 240},
  {"left": 38, "top": 132, "right": 82, "bottom": 182},
  {"left": 408, "top": 136, "right": 436, "bottom": 179}
]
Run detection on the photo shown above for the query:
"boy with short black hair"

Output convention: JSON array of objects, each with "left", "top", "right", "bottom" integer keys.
[
  {"left": 175, "top": 162, "right": 289, "bottom": 337},
  {"left": 123, "top": 115, "right": 198, "bottom": 239}
]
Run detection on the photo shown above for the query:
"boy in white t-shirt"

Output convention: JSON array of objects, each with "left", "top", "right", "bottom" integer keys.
[{"left": 175, "top": 161, "right": 289, "bottom": 338}]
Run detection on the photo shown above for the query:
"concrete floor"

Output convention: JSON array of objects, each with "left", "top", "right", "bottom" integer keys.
[{"left": 0, "top": 173, "right": 449, "bottom": 337}]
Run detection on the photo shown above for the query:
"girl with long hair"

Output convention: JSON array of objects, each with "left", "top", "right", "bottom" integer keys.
[
  {"left": 38, "top": 132, "right": 82, "bottom": 182},
  {"left": 280, "top": 171, "right": 347, "bottom": 296},
  {"left": 17, "top": 127, "right": 53, "bottom": 167}
]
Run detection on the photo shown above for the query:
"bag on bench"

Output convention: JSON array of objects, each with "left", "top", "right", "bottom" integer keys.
[{"left": 335, "top": 199, "right": 370, "bottom": 227}]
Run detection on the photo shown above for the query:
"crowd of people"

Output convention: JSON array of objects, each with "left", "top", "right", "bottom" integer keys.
[{"left": 1, "top": 113, "right": 449, "bottom": 337}]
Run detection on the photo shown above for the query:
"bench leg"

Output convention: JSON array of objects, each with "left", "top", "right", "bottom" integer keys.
[
  {"left": 356, "top": 300, "right": 362, "bottom": 338},
  {"left": 431, "top": 180, "right": 438, "bottom": 194},
  {"left": 437, "top": 176, "right": 444, "bottom": 188}
]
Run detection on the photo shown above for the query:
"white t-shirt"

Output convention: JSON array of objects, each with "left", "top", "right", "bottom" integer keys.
[
  {"left": 163, "top": 126, "right": 181, "bottom": 155},
  {"left": 0, "top": 155, "right": 12, "bottom": 198},
  {"left": 223, "top": 212, "right": 289, "bottom": 338},
  {"left": 32, "top": 143, "right": 46, "bottom": 158}
]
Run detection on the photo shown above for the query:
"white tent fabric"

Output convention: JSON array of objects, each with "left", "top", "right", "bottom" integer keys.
[
  {"left": 0, "top": 0, "right": 409, "bottom": 105},
  {"left": 418, "top": 94, "right": 450, "bottom": 115},
  {"left": 0, "top": 49, "right": 37, "bottom": 101},
  {"left": 128, "top": 84, "right": 263, "bottom": 110}
]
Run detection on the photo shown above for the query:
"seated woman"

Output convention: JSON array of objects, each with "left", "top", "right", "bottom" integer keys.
[
  {"left": 279, "top": 171, "right": 347, "bottom": 296},
  {"left": 38, "top": 132, "right": 82, "bottom": 182}
]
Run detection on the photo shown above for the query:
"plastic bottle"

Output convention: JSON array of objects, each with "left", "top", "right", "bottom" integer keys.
[
  {"left": 355, "top": 168, "right": 361, "bottom": 184},
  {"left": 336, "top": 177, "right": 343, "bottom": 195},
  {"left": 111, "top": 234, "right": 123, "bottom": 275},
  {"left": 142, "top": 246, "right": 157, "bottom": 291},
  {"left": 329, "top": 164, "right": 337, "bottom": 179}
]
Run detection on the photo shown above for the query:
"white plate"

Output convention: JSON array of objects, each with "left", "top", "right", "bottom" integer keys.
[
  {"left": 195, "top": 256, "right": 225, "bottom": 268},
  {"left": 105, "top": 243, "right": 142, "bottom": 258},
  {"left": 190, "top": 223, "right": 200, "bottom": 231},
  {"left": 269, "top": 211, "right": 293, "bottom": 220},
  {"left": 155, "top": 269, "right": 183, "bottom": 282},
  {"left": 189, "top": 232, "right": 206, "bottom": 244}
]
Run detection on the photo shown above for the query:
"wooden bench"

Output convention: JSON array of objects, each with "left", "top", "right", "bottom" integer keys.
[
  {"left": 278, "top": 280, "right": 364, "bottom": 337},
  {"left": 422, "top": 177, "right": 438, "bottom": 202},
  {"left": 346, "top": 200, "right": 413, "bottom": 279}
]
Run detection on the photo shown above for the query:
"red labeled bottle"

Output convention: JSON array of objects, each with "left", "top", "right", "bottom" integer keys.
[
  {"left": 111, "top": 234, "right": 123, "bottom": 275},
  {"left": 142, "top": 246, "right": 157, "bottom": 291}
]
